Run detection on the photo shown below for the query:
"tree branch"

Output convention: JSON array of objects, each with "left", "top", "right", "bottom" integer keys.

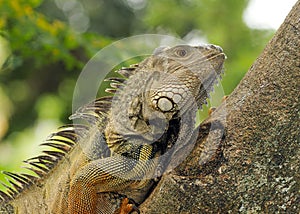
[{"left": 140, "top": 1, "right": 300, "bottom": 213}]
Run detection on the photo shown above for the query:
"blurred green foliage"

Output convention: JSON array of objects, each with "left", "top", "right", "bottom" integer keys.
[{"left": 0, "top": 0, "right": 274, "bottom": 184}]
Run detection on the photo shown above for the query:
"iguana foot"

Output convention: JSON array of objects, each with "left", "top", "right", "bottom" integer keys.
[{"left": 117, "top": 198, "right": 140, "bottom": 214}]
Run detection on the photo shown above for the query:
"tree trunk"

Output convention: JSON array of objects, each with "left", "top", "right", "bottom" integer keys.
[{"left": 140, "top": 1, "right": 300, "bottom": 213}]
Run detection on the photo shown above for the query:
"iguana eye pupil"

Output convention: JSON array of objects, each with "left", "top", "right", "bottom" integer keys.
[
  {"left": 157, "top": 97, "right": 174, "bottom": 112},
  {"left": 176, "top": 49, "right": 187, "bottom": 57}
]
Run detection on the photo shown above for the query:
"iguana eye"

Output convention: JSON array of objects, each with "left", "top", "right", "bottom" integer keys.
[{"left": 176, "top": 49, "right": 187, "bottom": 57}]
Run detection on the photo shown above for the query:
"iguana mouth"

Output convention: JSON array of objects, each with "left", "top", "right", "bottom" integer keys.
[{"left": 204, "top": 52, "right": 227, "bottom": 62}]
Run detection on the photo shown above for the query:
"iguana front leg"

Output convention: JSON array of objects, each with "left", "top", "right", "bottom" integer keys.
[
  {"left": 67, "top": 147, "right": 155, "bottom": 214},
  {"left": 67, "top": 158, "right": 130, "bottom": 213}
]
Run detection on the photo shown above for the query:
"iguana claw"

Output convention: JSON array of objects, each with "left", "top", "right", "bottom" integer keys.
[{"left": 117, "top": 198, "right": 140, "bottom": 214}]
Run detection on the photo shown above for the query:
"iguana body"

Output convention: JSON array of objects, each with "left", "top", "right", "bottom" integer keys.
[{"left": 0, "top": 44, "right": 225, "bottom": 214}]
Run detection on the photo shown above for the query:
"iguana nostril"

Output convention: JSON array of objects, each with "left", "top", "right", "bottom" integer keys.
[
  {"left": 196, "top": 44, "right": 223, "bottom": 53},
  {"left": 212, "top": 45, "right": 223, "bottom": 52}
]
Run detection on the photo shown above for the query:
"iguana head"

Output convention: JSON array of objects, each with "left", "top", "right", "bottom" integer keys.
[{"left": 140, "top": 44, "right": 226, "bottom": 118}]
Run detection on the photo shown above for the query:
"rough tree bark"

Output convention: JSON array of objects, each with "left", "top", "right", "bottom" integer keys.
[{"left": 140, "top": 1, "right": 300, "bottom": 213}]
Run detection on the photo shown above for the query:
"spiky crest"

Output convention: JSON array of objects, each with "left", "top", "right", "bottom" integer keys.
[{"left": 0, "top": 66, "right": 138, "bottom": 203}]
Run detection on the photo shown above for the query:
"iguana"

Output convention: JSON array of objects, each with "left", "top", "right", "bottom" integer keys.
[{"left": 0, "top": 44, "right": 226, "bottom": 214}]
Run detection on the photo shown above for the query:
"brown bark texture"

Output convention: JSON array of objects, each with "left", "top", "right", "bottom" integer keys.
[{"left": 140, "top": 1, "right": 300, "bottom": 213}]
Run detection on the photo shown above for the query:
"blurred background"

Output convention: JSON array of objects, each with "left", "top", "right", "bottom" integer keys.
[{"left": 0, "top": 0, "right": 297, "bottom": 185}]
